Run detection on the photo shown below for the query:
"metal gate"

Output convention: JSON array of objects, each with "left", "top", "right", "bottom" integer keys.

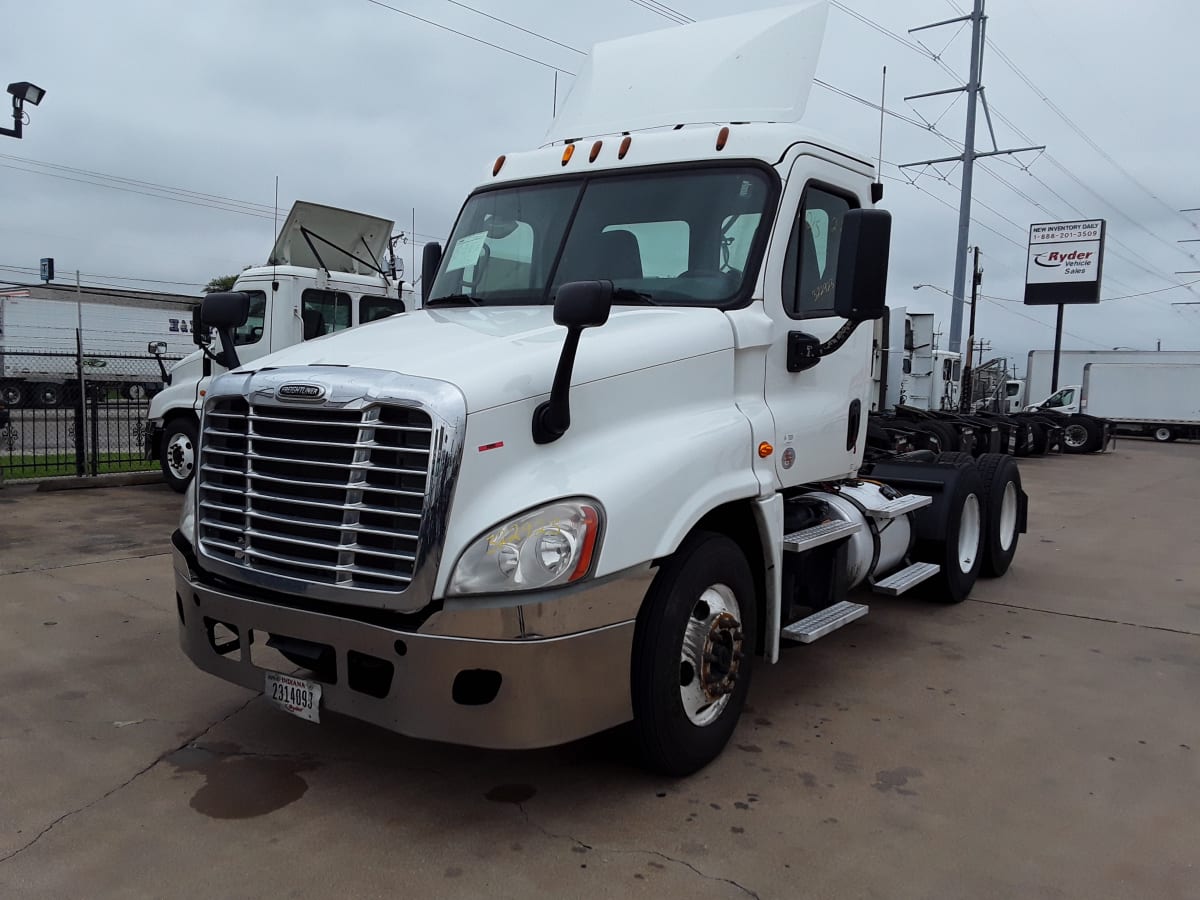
[{"left": 0, "top": 345, "right": 182, "bottom": 481}]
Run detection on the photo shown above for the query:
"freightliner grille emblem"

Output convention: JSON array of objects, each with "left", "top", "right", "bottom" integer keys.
[{"left": 275, "top": 382, "right": 327, "bottom": 402}]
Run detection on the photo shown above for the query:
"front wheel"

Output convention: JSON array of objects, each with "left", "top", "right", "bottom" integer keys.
[
  {"left": 631, "top": 531, "right": 756, "bottom": 776},
  {"left": 160, "top": 416, "right": 199, "bottom": 493}
]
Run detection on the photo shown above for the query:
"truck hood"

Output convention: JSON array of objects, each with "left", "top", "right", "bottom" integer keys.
[{"left": 236, "top": 305, "right": 735, "bottom": 413}]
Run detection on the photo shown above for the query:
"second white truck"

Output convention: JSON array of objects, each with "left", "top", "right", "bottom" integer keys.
[{"left": 148, "top": 201, "right": 412, "bottom": 491}]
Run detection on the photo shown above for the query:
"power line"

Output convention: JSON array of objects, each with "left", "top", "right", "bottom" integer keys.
[
  {"left": 362, "top": 0, "right": 574, "bottom": 75},
  {"left": 436, "top": 0, "right": 584, "bottom": 55},
  {"left": 0, "top": 152, "right": 277, "bottom": 215},
  {"left": 627, "top": 0, "right": 693, "bottom": 26}
]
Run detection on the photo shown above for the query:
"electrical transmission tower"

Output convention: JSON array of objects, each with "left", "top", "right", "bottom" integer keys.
[{"left": 901, "top": 0, "right": 1044, "bottom": 356}]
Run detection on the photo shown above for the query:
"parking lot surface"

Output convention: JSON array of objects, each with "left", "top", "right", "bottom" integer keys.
[{"left": 1, "top": 441, "right": 1198, "bottom": 899}]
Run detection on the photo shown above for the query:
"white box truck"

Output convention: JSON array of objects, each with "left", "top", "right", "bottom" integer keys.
[
  {"left": 1079, "top": 363, "right": 1200, "bottom": 441},
  {"left": 172, "top": 3, "right": 1028, "bottom": 774},
  {"left": 1022, "top": 349, "right": 1200, "bottom": 410},
  {"left": 148, "top": 201, "right": 413, "bottom": 491}
]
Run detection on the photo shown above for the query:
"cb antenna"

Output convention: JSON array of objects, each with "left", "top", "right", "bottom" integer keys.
[{"left": 872, "top": 66, "right": 886, "bottom": 204}]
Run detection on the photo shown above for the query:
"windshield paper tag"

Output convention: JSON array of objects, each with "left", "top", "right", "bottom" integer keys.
[{"left": 446, "top": 231, "right": 487, "bottom": 272}]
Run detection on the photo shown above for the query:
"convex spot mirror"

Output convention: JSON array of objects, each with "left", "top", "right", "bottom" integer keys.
[
  {"left": 554, "top": 280, "right": 613, "bottom": 329},
  {"left": 200, "top": 291, "right": 251, "bottom": 329},
  {"left": 834, "top": 209, "right": 891, "bottom": 322}
]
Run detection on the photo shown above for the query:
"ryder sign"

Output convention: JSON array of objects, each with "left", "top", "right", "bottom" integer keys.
[{"left": 1024, "top": 219, "right": 1106, "bottom": 305}]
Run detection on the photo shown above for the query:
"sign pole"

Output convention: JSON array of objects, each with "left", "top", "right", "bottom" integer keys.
[{"left": 1051, "top": 304, "right": 1064, "bottom": 392}]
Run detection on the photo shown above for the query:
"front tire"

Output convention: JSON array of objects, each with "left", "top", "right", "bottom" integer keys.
[
  {"left": 161, "top": 416, "right": 199, "bottom": 493},
  {"left": 631, "top": 531, "right": 756, "bottom": 776}
]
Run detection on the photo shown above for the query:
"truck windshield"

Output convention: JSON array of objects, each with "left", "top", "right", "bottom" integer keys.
[{"left": 428, "top": 166, "right": 774, "bottom": 307}]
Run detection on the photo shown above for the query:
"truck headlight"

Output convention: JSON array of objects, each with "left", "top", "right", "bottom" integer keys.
[
  {"left": 447, "top": 499, "right": 603, "bottom": 596},
  {"left": 179, "top": 480, "right": 197, "bottom": 546}
]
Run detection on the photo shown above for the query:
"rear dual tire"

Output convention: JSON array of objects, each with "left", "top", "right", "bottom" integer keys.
[
  {"left": 918, "top": 457, "right": 985, "bottom": 603},
  {"left": 935, "top": 452, "right": 1022, "bottom": 579}
]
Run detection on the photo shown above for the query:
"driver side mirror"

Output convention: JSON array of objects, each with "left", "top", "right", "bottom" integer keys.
[
  {"left": 201, "top": 291, "right": 251, "bottom": 329},
  {"left": 200, "top": 291, "right": 250, "bottom": 371},
  {"left": 834, "top": 209, "right": 891, "bottom": 322},
  {"left": 147, "top": 341, "right": 167, "bottom": 356},
  {"left": 421, "top": 242, "right": 442, "bottom": 304}
]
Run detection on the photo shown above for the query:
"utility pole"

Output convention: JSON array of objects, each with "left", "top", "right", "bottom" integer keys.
[
  {"left": 959, "top": 246, "right": 982, "bottom": 411},
  {"left": 901, "top": 0, "right": 1043, "bottom": 355}
]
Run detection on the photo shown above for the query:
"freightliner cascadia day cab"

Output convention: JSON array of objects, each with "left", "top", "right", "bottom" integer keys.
[
  {"left": 147, "top": 202, "right": 411, "bottom": 491},
  {"left": 173, "top": 3, "right": 1028, "bottom": 774}
]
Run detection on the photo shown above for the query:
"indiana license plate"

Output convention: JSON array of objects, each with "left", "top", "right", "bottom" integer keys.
[{"left": 265, "top": 671, "right": 321, "bottom": 723}]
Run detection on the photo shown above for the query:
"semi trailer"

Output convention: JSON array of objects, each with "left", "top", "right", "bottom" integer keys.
[
  {"left": 172, "top": 3, "right": 1028, "bottom": 775},
  {"left": 0, "top": 289, "right": 195, "bottom": 407},
  {"left": 147, "top": 201, "right": 412, "bottom": 491}
]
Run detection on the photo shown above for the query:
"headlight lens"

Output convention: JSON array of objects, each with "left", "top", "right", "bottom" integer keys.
[
  {"left": 179, "top": 479, "right": 197, "bottom": 546},
  {"left": 448, "top": 499, "right": 603, "bottom": 596}
]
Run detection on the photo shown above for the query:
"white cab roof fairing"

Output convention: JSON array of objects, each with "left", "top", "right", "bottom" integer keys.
[
  {"left": 545, "top": 2, "right": 829, "bottom": 144},
  {"left": 268, "top": 202, "right": 395, "bottom": 275}
]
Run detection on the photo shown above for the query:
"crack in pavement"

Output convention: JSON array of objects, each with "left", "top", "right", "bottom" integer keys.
[
  {"left": 0, "top": 693, "right": 259, "bottom": 866},
  {"left": 1, "top": 550, "right": 171, "bottom": 577},
  {"left": 515, "top": 801, "right": 761, "bottom": 899},
  {"left": 969, "top": 597, "right": 1200, "bottom": 637}
]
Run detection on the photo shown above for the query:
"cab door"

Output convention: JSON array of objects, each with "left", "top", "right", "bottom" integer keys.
[{"left": 761, "top": 154, "right": 873, "bottom": 487}]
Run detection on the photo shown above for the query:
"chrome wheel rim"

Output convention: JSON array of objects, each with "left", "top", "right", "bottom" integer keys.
[
  {"left": 679, "top": 583, "right": 743, "bottom": 727},
  {"left": 1064, "top": 423, "right": 1088, "bottom": 448},
  {"left": 998, "top": 481, "right": 1018, "bottom": 552},
  {"left": 166, "top": 432, "right": 194, "bottom": 480},
  {"left": 958, "top": 494, "right": 982, "bottom": 573}
]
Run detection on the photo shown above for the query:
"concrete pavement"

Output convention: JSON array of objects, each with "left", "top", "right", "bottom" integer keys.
[{"left": 1, "top": 442, "right": 1197, "bottom": 899}]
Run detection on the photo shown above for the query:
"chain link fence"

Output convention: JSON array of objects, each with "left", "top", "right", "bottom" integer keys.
[{"left": 1, "top": 344, "right": 184, "bottom": 481}]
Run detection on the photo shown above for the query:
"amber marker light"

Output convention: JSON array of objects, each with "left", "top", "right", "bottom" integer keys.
[
  {"left": 561, "top": 143, "right": 575, "bottom": 166},
  {"left": 716, "top": 126, "right": 730, "bottom": 151},
  {"left": 758, "top": 441, "right": 773, "bottom": 458},
  {"left": 569, "top": 506, "right": 601, "bottom": 581},
  {"left": 492, "top": 155, "right": 506, "bottom": 176},
  {"left": 589, "top": 140, "right": 603, "bottom": 162},
  {"left": 618, "top": 135, "right": 632, "bottom": 159}
]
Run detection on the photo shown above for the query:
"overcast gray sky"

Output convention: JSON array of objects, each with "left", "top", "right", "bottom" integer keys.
[{"left": 4, "top": 0, "right": 1200, "bottom": 371}]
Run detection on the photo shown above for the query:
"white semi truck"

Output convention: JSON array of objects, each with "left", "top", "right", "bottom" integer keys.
[
  {"left": 148, "top": 201, "right": 412, "bottom": 491},
  {"left": 172, "top": 4, "right": 1028, "bottom": 774},
  {"left": 1032, "top": 363, "right": 1200, "bottom": 442}
]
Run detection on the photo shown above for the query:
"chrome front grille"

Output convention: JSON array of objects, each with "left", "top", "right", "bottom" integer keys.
[{"left": 196, "top": 397, "right": 434, "bottom": 594}]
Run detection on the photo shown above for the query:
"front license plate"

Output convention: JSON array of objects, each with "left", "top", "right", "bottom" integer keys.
[{"left": 265, "top": 671, "right": 321, "bottom": 724}]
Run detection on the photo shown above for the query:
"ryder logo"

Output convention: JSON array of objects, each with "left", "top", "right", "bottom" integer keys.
[{"left": 1034, "top": 249, "right": 1094, "bottom": 268}]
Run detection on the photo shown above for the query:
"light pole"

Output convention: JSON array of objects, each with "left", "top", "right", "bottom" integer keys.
[
  {"left": 914, "top": 249, "right": 982, "bottom": 412},
  {"left": 0, "top": 81, "right": 47, "bottom": 140}
]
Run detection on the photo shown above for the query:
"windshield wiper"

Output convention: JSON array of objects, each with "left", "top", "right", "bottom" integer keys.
[
  {"left": 426, "top": 293, "right": 482, "bottom": 307},
  {"left": 611, "top": 287, "right": 662, "bottom": 306}
]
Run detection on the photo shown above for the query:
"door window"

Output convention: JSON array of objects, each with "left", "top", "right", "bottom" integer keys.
[
  {"left": 301, "top": 289, "right": 351, "bottom": 340},
  {"left": 230, "top": 291, "right": 267, "bottom": 346},
  {"left": 360, "top": 295, "right": 404, "bottom": 323},
  {"left": 782, "top": 185, "right": 856, "bottom": 318}
]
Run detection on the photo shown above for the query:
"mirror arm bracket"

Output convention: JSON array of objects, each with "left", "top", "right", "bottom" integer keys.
[
  {"left": 214, "top": 327, "right": 241, "bottom": 370},
  {"left": 532, "top": 328, "right": 583, "bottom": 444},
  {"left": 819, "top": 319, "right": 863, "bottom": 357}
]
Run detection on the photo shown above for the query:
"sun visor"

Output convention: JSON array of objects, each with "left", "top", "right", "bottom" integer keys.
[
  {"left": 268, "top": 201, "right": 395, "bottom": 274},
  {"left": 545, "top": 1, "right": 829, "bottom": 143}
]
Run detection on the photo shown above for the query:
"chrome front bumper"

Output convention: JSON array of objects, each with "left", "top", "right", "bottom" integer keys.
[{"left": 175, "top": 546, "right": 650, "bottom": 750}]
